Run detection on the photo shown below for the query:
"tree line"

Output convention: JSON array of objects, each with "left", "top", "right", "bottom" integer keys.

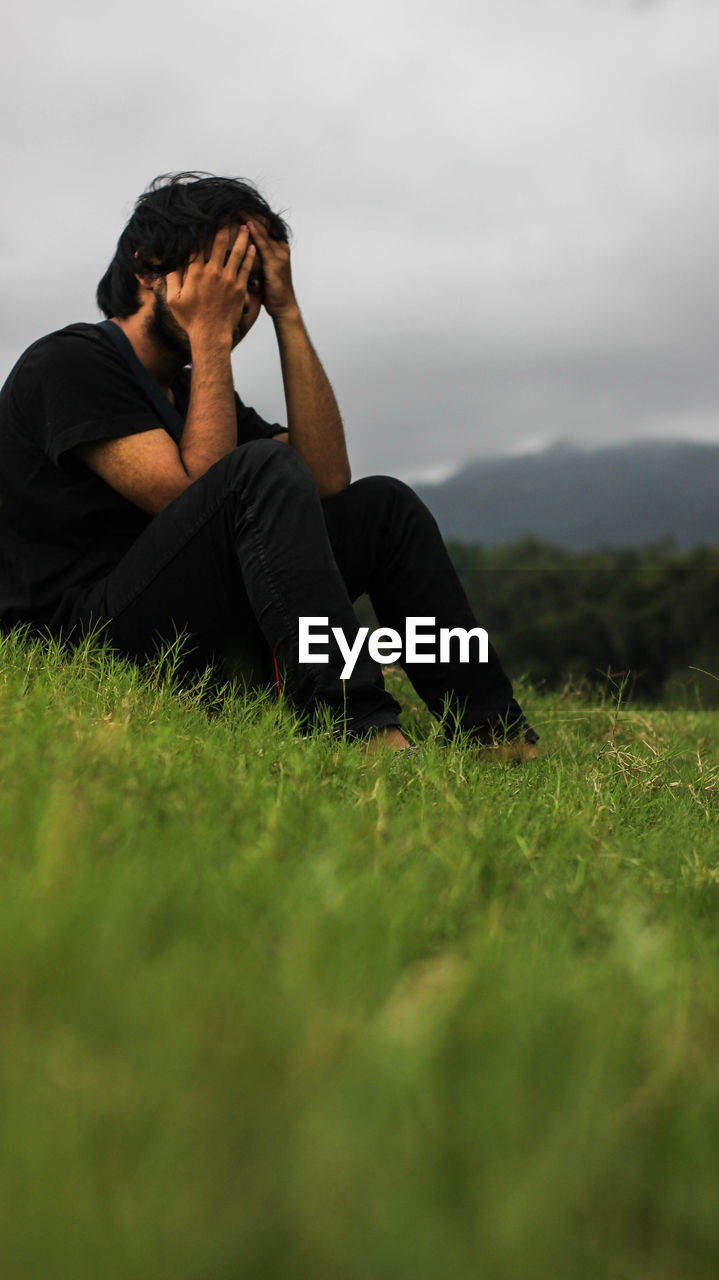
[{"left": 444, "top": 538, "right": 719, "bottom": 705}]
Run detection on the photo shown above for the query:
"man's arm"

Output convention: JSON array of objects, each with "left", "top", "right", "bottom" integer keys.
[
  {"left": 166, "top": 225, "right": 256, "bottom": 478},
  {"left": 249, "top": 219, "right": 351, "bottom": 497},
  {"left": 77, "top": 227, "right": 260, "bottom": 515}
]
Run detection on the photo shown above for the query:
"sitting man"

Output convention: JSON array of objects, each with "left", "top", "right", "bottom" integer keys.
[{"left": 0, "top": 171, "right": 537, "bottom": 755}]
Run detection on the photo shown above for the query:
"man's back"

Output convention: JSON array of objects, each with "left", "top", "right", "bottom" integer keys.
[{"left": 0, "top": 324, "right": 155, "bottom": 630}]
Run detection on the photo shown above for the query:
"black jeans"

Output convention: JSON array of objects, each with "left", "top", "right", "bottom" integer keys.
[{"left": 62, "top": 440, "right": 528, "bottom": 740}]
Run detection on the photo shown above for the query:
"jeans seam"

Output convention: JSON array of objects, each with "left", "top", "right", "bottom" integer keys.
[
  {"left": 241, "top": 501, "right": 297, "bottom": 640},
  {"left": 241, "top": 499, "right": 335, "bottom": 702}
]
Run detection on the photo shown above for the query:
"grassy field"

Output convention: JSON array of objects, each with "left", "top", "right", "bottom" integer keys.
[{"left": 1, "top": 627, "right": 718, "bottom": 1279}]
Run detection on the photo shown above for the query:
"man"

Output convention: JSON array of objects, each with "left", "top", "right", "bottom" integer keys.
[{"left": 0, "top": 172, "right": 537, "bottom": 755}]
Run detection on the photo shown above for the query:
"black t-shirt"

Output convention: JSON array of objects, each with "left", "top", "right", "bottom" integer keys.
[{"left": 0, "top": 322, "right": 286, "bottom": 631}]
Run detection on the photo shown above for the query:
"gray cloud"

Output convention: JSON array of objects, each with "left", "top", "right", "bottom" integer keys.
[{"left": 2, "top": 0, "right": 718, "bottom": 481}]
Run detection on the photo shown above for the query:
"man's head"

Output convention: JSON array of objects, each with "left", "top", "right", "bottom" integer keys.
[{"left": 96, "top": 172, "right": 290, "bottom": 320}]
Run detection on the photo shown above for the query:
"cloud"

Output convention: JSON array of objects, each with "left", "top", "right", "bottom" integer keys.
[{"left": 2, "top": 0, "right": 718, "bottom": 477}]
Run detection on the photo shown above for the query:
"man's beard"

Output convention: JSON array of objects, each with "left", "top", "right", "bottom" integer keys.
[{"left": 147, "top": 287, "right": 192, "bottom": 365}]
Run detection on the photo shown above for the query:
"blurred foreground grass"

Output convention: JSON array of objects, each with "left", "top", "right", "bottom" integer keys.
[{"left": 1, "top": 628, "right": 718, "bottom": 1279}]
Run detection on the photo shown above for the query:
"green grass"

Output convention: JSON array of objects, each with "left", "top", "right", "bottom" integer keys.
[{"left": 1, "top": 628, "right": 718, "bottom": 1279}]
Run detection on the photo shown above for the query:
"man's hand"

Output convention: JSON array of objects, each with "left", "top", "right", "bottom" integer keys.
[
  {"left": 165, "top": 225, "right": 257, "bottom": 349},
  {"left": 247, "top": 219, "right": 298, "bottom": 321}
]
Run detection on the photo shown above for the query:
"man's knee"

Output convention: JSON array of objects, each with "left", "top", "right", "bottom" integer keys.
[
  {"left": 216, "top": 439, "right": 317, "bottom": 498},
  {"left": 349, "top": 474, "right": 437, "bottom": 524}
]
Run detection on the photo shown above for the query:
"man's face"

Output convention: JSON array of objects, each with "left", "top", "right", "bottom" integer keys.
[
  {"left": 225, "top": 220, "right": 266, "bottom": 345},
  {"left": 147, "top": 282, "right": 192, "bottom": 364},
  {"left": 146, "top": 220, "right": 266, "bottom": 362}
]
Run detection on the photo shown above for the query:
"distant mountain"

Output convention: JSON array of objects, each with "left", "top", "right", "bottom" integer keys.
[{"left": 412, "top": 441, "right": 719, "bottom": 549}]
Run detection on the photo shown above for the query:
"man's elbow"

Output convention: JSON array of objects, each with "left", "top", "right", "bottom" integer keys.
[{"left": 318, "top": 466, "right": 351, "bottom": 498}]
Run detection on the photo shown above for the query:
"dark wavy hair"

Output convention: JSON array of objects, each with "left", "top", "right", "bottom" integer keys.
[{"left": 96, "top": 172, "right": 290, "bottom": 318}]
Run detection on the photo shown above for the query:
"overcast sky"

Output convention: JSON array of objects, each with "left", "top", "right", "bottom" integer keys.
[{"left": 3, "top": 0, "right": 718, "bottom": 480}]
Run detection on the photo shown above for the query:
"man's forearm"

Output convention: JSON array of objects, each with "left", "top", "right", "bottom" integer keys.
[
  {"left": 274, "top": 308, "right": 351, "bottom": 497},
  {"left": 167, "top": 225, "right": 257, "bottom": 482},
  {"left": 180, "top": 340, "right": 237, "bottom": 479}
]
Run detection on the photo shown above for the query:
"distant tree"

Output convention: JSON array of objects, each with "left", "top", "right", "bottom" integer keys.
[{"left": 447, "top": 539, "right": 719, "bottom": 705}]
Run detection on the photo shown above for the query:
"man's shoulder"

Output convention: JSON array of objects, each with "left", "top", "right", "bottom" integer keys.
[
  {"left": 7, "top": 321, "right": 108, "bottom": 372},
  {"left": 3, "top": 322, "right": 121, "bottom": 399},
  {"left": 18, "top": 321, "right": 111, "bottom": 365}
]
